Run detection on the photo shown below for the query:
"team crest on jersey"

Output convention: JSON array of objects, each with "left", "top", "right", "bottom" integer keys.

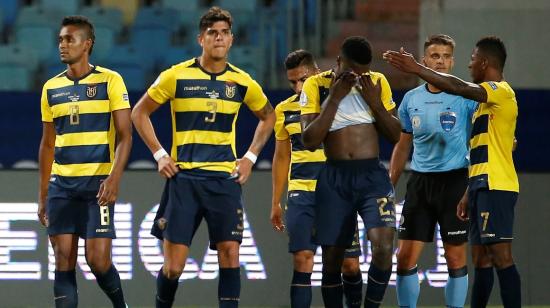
[
  {"left": 439, "top": 111, "right": 457, "bottom": 132},
  {"left": 225, "top": 83, "right": 236, "bottom": 99},
  {"left": 412, "top": 115, "right": 421, "bottom": 129},
  {"left": 86, "top": 85, "right": 97, "bottom": 98}
]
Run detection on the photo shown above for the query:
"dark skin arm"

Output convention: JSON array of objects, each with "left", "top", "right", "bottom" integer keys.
[
  {"left": 301, "top": 71, "right": 357, "bottom": 150},
  {"left": 236, "top": 102, "right": 276, "bottom": 184},
  {"left": 384, "top": 49, "right": 488, "bottom": 102},
  {"left": 271, "top": 139, "right": 290, "bottom": 232},
  {"left": 96, "top": 108, "right": 132, "bottom": 206},
  {"left": 356, "top": 74, "right": 401, "bottom": 144},
  {"left": 38, "top": 122, "right": 56, "bottom": 227}
]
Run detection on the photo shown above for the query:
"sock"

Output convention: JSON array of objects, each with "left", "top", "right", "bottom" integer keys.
[
  {"left": 471, "top": 267, "right": 494, "bottom": 308},
  {"left": 396, "top": 267, "right": 419, "bottom": 308},
  {"left": 156, "top": 268, "right": 179, "bottom": 308},
  {"left": 290, "top": 271, "right": 312, "bottom": 308},
  {"left": 93, "top": 264, "right": 126, "bottom": 308},
  {"left": 497, "top": 264, "right": 521, "bottom": 308},
  {"left": 445, "top": 266, "right": 468, "bottom": 308},
  {"left": 342, "top": 271, "right": 362, "bottom": 308},
  {"left": 321, "top": 271, "right": 343, "bottom": 308},
  {"left": 219, "top": 267, "right": 240, "bottom": 308},
  {"left": 54, "top": 270, "right": 78, "bottom": 308},
  {"left": 364, "top": 264, "right": 391, "bottom": 308}
]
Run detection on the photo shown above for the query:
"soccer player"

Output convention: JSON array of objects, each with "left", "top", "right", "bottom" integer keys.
[
  {"left": 131, "top": 7, "right": 275, "bottom": 308},
  {"left": 389, "top": 34, "right": 477, "bottom": 308},
  {"left": 271, "top": 50, "right": 363, "bottom": 308},
  {"left": 300, "top": 36, "right": 401, "bottom": 308},
  {"left": 38, "top": 16, "right": 132, "bottom": 308},
  {"left": 384, "top": 36, "right": 521, "bottom": 308}
]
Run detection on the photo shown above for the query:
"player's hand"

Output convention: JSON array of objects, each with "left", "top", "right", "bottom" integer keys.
[
  {"left": 383, "top": 47, "right": 421, "bottom": 74},
  {"left": 270, "top": 203, "right": 285, "bottom": 232},
  {"left": 233, "top": 157, "right": 253, "bottom": 184},
  {"left": 158, "top": 156, "right": 179, "bottom": 178},
  {"left": 456, "top": 192, "right": 469, "bottom": 221},
  {"left": 37, "top": 201, "right": 48, "bottom": 227},
  {"left": 96, "top": 176, "right": 119, "bottom": 206},
  {"left": 329, "top": 70, "right": 357, "bottom": 102},
  {"left": 356, "top": 74, "right": 383, "bottom": 110}
]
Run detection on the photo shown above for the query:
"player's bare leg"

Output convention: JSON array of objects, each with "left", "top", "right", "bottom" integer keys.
[
  {"left": 86, "top": 238, "right": 126, "bottom": 308},
  {"left": 156, "top": 240, "right": 189, "bottom": 308},
  {"left": 50, "top": 234, "right": 79, "bottom": 308},
  {"left": 365, "top": 227, "right": 394, "bottom": 308},
  {"left": 217, "top": 241, "right": 241, "bottom": 308}
]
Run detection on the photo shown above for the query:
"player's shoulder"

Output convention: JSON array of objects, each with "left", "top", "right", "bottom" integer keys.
[
  {"left": 276, "top": 94, "right": 300, "bottom": 112},
  {"left": 43, "top": 70, "right": 68, "bottom": 90},
  {"left": 226, "top": 62, "right": 260, "bottom": 84},
  {"left": 95, "top": 65, "right": 124, "bottom": 80},
  {"left": 162, "top": 58, "right": 196, "bottom": 74},
  {"left": 482, "top": 80, "right": 516, "bottom": 100}
]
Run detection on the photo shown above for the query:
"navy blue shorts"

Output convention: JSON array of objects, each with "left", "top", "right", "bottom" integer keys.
[
  {"left": 398, "top": 168, "right": 469, "bottom": 243},
  {"left": 314, "top": 159, "right": 396, "bottom": 247},
  {"left": 285, "top": 190, "right": 361, "bottom": 257},
  {"left": 151, "top": 172, "right": 244, "bottom": 250},
  {"left": 46, "top": 182, "right": 116, "bottom": 239},
  {"left": 468, "top": 188, "right": 518, "bottom": 245}
]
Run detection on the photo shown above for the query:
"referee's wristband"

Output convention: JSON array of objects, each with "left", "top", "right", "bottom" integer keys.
[
  {"left": 153, "top": 148, "right": 169, "bottom": 162},
  {"left": 243, "top": 151, "right": 257, "bottom": 164}
]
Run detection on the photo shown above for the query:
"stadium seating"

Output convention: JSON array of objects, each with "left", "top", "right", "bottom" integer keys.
[
  {"left": 0, "top": 44, "right": 38, "bottom": 71},
  {"left": 15, "top": 26, "right": 55, "bottom": 62},
  {"left": 99, "top": 0, "right": 139, "bottom": 26},
  {"left": 0, "top": 65, "right": 32, "bottom": 91},
  {"left": 0, "top": 0, "right": 19, "bottom": 27},
  {"left": 15, "top": 5, "right": 63, "bottom": 30},
  {"left": 158, "top": 46, "right": 192, "bottom": 70},
  {"left": 39, "top": 0, "right": 79, "bottom": 16},
  {"left": 130, "top": 27, "right": 172, "bottom": 65},
  {"left": 79, "top": 6, "right": 124, "bottom": 35},
  {"left": 108, "top": 63, "right": 146, "bottom": 91},
  {"left": 92, "top": 26, "right": 115, "bottom": 62}
]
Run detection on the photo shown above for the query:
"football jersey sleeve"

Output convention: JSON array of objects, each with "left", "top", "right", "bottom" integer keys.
[
  {"left": 147, "top": 67, "right": 176, "bottom": 104},
  {"left": 108, "top": 72, "right": 131, "bottom": 111},
  {"left": 379, "top": 73, "right": 396, "bottom": 111},
  {"left": 398, "top": 92, "right": 412, "bottom": 133},
  {"left": 274, "top": 102, "right": 289, "bottom": 141},
  {"left": 299, "top": 77, "right": 321, "bottom": 115},
  {"left": 480, "top": 81, "right": 514, "bottom": 106},
  {"left": 243, "top": 78, "right": 269, "bottom": 111},
  {"left": 40, "top": 84, "right": 53, "bottom": 122}
]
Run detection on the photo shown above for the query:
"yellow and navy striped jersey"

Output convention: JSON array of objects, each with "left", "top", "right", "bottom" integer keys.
[
  {"left": 469, "top": 81, "right": 519, "bottom": 192},
  {"left": 147, "top": 58, "right": 269, "bottom": 178},
  {"left": 41, "top": 65, "right": 130, "bottom": 191},
  {"left": 299, "top": 70, "right": 395, "bottom": 117},
  {"left": 274, "top": 94, "right": 326, "bottom": 192}
]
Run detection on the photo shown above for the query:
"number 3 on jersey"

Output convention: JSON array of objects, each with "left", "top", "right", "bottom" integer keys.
[{"left": 205, "top": 101, "right": 217, "bottom": 122}]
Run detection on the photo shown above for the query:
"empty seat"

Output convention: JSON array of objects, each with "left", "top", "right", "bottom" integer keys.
[
  {"left": 158, "top": 46, "right": 192, "bottom": 70},
  {"left": 134, "top": 7, "right": 180, "bottom": 32},
  {"left": 108, "top": 64, "right": 146, "bottom": 92},
  {"left": 216, "top": 0, "right": 258, "bottom": 12},
  {"left": 0, "top": 65, "right": 33, "bottom": 91},
  {"left": 0, "top": 44, "right": 38, "bottom": 71},
  {"left": 15, "top": 5, "right": 63, "bottom": 30},
  {"left": 91, "top": 26, "right": 115, "bottom": 62},
  {"left": 39, "top": 0, "right": 79, "bottom": 15},
  {"left": 107, "top": 45, "right": 155, "bottom": 72},
  {"left": 79, "top": 6, "right": 123, "bottom": 35},
  {"left": 15, "top": 26, "right": 55, "bottom": 62},
  {"left": 0, "top": 0, "right": 19, "bottom": 26},
  {"left": 131, "top": 28, "right": 172, "bottom": 64},
  {"left": 99, "top": 0, "right": 139, "bottom": 26}
]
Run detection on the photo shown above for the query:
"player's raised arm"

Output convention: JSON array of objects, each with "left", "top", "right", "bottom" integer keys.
[
  {"left": 300, "top": 71, "right": 356, "bottom": 150},
  {"left": 384, "top": 48, "right": 488, "bottom": 102}
]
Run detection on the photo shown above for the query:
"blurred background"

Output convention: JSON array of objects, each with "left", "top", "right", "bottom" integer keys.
[{"left": 0, "top": 0, "right": 549, "bottom": 307}]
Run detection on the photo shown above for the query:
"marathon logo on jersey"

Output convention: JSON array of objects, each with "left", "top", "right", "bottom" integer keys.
[
  {"left": 439, "top": 111, "right": 456, "bottom": 132},
  {"left": 225, "top": 83, "right": 236, "bottom": 99},
  {"left": 86, "top": 85, "right": 97, "bottom": 98}
]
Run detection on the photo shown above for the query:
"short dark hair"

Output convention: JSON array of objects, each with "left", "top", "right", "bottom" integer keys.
[
  {"left": 476, "top": 36, "right": 507, "bottom": 70},
  {"left": 284, "top": 49, "right": 317, "bottom": 70},
  {"left": 341, "top": 36, "right": 372, "bottom": 65},
  {"left": 199, "top": 6, "right": 232, "bottom": 32},
  {"left": 424, "top": 34, "right": 455, "bottom": 51},
  {"left": 61, "top": 15, "right": 95, "bottom": 55}
]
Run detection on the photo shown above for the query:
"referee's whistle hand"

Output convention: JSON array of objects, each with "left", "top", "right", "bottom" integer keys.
[{"left": 158, "top": 156, "right": 179, "bottom": 178}]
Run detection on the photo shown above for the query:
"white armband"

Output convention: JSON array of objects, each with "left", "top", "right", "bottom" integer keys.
[
  {"left": 153, "top": 148, "right": 169, "bottom": 162},
  {"left": 243, "top": 151, "right": 258, "bottom": 164}
]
